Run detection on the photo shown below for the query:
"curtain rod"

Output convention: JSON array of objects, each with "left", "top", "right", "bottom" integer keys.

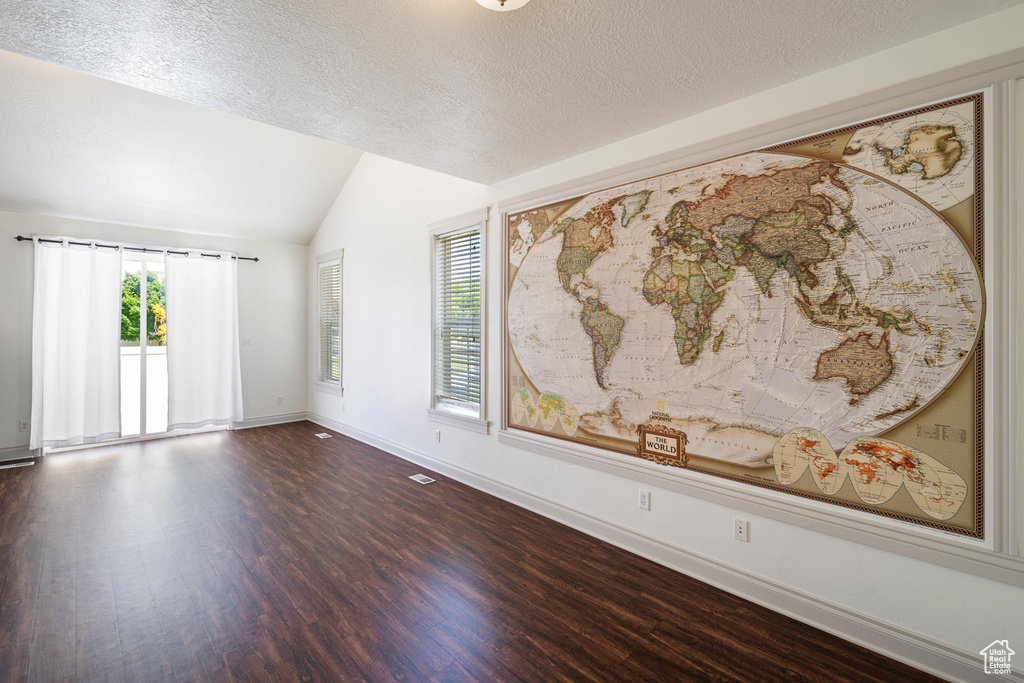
[{"left": 13, "top": 235, "right": 259, "bottom": 262}]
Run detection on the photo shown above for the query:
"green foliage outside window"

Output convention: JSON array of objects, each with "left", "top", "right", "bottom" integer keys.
[{"left": 121, "top": 271, "right": 167, "bottom": 345}]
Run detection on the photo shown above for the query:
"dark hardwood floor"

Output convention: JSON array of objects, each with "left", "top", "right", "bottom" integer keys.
[{"left": 0, "top": 421, "right": 938, "bottom": 682}]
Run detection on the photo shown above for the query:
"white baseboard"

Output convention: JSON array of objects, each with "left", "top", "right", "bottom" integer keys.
[
  {"left": 0, "top": 413, "right": 305, "bottom": 460},
  {"left": 232, "top": 411, "right": 308, "bottom": 430},
  {"left": 0, "top": 445, "right": 38, "bottom": 463},
  {"left": 305, "top": 412, "right": 1016, "bottom": 683}
]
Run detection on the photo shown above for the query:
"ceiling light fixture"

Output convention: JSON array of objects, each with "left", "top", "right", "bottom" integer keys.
[{"left": 475, "top": 0, "right": 530, "bottom": 11}]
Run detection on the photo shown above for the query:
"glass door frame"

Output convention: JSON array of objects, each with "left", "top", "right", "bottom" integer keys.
[
  {"left": 46, "top": 242, "right": 227, "bottom": 453},
  {"left": 121, "top": 251, "right": 168, "bottom": 439},
  {"left": 138, "top": 256, "right": 150, "bottom": 436}
]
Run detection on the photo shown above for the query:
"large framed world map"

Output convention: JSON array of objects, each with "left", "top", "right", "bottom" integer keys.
[{"left": 503, "top": 94, "right": 985, "bottom": 537}]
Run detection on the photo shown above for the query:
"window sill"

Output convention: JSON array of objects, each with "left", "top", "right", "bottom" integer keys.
[
  {"left": 427, "top": 408, "right": 490, "bottom": 434},
  {"left": 316, "top": 382, "right": 344, "bottom": 396}
]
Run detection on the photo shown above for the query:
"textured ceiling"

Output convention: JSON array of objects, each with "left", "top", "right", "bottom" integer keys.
[
  {"left": 0, "top": 1, "right": 1021, "bottom": 183},
  {"left": 0, "top": 49, "right": 361, "bottom": 244}
]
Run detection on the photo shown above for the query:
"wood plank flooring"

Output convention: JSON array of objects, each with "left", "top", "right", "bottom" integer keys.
[{"left": 0, "top": 421, "right": 939, "bottom": 682}]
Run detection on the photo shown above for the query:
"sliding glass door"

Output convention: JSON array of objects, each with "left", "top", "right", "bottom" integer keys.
[{"left": 120, "top": 255, "right": 168, "bottom": 437}]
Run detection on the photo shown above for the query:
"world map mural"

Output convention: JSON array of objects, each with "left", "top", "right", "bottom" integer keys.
[{"left": 504, "top": 95, "right": 985, "bottom": 536}]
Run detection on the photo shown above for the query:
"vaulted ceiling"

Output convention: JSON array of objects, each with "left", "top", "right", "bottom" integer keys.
[
  {"left": 0, "top": 0, "right": 1020, "bottom": 185},
  {"left": 0, "top": 49, "right": 361, "bottom": 244}
]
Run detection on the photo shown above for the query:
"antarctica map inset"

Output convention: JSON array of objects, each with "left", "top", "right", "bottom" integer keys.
[{"left": 504, "top": 94, "right": 985, "bottom": 536}]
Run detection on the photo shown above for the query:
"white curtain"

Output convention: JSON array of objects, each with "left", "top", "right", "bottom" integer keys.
[
  {"left": 165, "top": 252, "right": 243, "bottom": 431},
  {"left": 30, "top": 239, "right": 123, "bottom": 449}
]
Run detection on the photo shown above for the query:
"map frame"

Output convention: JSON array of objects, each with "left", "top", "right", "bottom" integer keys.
[{"left": 502, "top": 93, "right": 986, "bottom": 538}]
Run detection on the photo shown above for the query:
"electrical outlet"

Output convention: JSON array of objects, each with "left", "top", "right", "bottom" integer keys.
[
  {"left": 277, "top": 396, "right": 284, "bottom": 405},
  {"left": 434, "top": 430, "right": 441, "bottom": 443},
  {"left": 638, "top": 490, "right": 651, "bottom": 511},
  {"left": 18, "top": 421, "right": 29, "bottom": 433},
  {"left": 242, "top": 337, "right": 253, "bottom": 347},
  {"left": 734, "top": 518, "right": 749, "bottom": 542}
]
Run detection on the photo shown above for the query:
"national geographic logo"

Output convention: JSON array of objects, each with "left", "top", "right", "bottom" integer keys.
[{"left": 649, "top": 400, "right": 672, "bottom": 422}]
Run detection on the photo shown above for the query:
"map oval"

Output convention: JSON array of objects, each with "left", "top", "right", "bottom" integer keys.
[{"left": 507, "top": 152, "right": 983, "bottom": 459}]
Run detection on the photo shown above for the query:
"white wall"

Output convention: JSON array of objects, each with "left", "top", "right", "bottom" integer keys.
[
  {"left": 0, "top": 210, "right": 308, "bottom": 454},
  {"left": 307, "top": 153, "right": 492, "bottom": 428},
  {"left": 307, "top": 6, "right": 1024, "bottom": 673}
]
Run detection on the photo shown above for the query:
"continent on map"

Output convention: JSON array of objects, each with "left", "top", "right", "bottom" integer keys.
[
  {"left": 835, "top": 100, "right": 976, "bottom": 213},
  {"left": 641, "top": 160, "right": 907, "bottom": 379},
  {"left": 552, "top": 195, "right": 621, "bottom": 292},
  {"left": 813, "top": 331, "right": 895, "bottom": 403},
  {"left": 841, "top": 444, "right": 904, "bottom": 505},
  {"left": 579, "top": 399, "right": 632, "bottom": 438},
  {"left": 683, "top": 162, "right": 842, "bottom": 232},
  {"left": 553, "top": 192, "right": 651, "bottom": 387},
  {"left": 642, "top": 252, "right": 731, "bottom": 365},
  {"left": 845, "top": 438, "right": 917, "bottom": 478},
  {"left": 579, "top": 298, "right": 625, "bottom": 388},
  {"left": 645, "top": 163, "right": 846, "bottom": 364},
  {"left": 876, "top": 125, "right": 962, "bottom": 180}
]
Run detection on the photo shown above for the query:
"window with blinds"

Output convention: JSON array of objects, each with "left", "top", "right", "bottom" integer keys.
[
  {"left": 433, "top": 228, "right": 482, "bottom": 414},
  {"left": 317, "top": 258, "right": 342, "bottom": 388}
]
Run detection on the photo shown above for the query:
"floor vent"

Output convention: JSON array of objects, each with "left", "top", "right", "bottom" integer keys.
[
  {"left": 0, "top": 461, "right": 35, "bottom": 471},
  {"left": 409, "top": 474, "right": 436, "bottom": 485},
  {"left": 314, "top": 433, "right": 332, "bottom": 439}
]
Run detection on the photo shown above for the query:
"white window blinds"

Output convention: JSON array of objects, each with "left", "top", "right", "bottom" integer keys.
[
  {"left": 318, "top": 259, "right": 341, "bottom": 385},
  {"left": 434, "top": 228, "right": 482, "bottom": 411}
]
